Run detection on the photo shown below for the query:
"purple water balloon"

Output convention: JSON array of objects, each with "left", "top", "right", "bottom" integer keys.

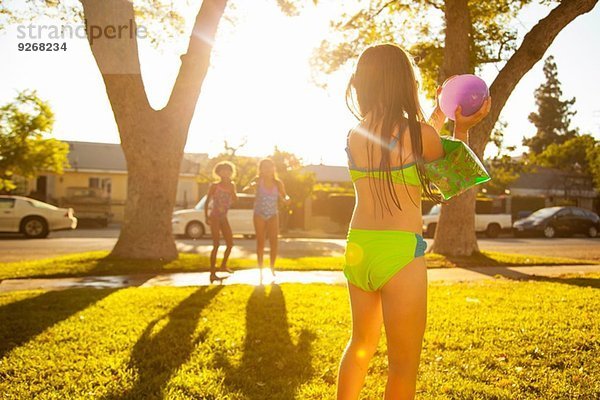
[{"left": 439, "top": 74, "right": 489, "bottom": 121}]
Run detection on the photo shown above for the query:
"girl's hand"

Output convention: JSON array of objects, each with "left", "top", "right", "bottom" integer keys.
[{"left": 454, "top": 97, "right": 492, "bottom": 135}]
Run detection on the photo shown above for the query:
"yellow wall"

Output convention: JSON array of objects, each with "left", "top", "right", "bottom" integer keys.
[{"left": 30, "top": 170, "right": 201, "bottom": 223}]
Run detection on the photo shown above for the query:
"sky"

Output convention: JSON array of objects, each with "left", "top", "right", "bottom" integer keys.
[{"left": 1, "top": 0, "right": 599, "bottom": 166}]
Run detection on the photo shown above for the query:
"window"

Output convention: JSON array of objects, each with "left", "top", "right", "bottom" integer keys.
[
  {"left": 0, "top": 198, "right": 15, "bottom": 209},
  {"left": 572, "top": 208, "right": 586, "bottom": 217},
  {"left": 26, "top": 199, "right": 58, "bottom": 210},
  {"left": 89, "top": 177, "right": 100, "bottom": 188},
  {"left": 583, "top": 209, "right": 599, "bottom": 220},
  {"left": 232, "top": 196, "right": 255, "bottom": 210},
  {"left": 556, "top": 208, "right": 572, "bottom": 217}
]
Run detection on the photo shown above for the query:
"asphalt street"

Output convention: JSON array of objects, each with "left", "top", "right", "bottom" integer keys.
[{"left": 0, "top": 227, "right": 598, "bottom": 262}]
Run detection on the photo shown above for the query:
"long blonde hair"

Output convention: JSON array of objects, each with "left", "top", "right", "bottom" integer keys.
[{"left": 346, "top": 43, "right": 441, "bottom": 214}]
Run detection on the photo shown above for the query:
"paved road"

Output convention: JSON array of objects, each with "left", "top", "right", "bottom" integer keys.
[{"left": 0, "top": 228, "right": 598, "bottom": 262}]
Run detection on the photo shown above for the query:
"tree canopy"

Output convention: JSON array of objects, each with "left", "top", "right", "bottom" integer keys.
[
  {"left": 307, "top": 0, "right": 549, "bottom": 94},
  {"left": 523, "top": 55, "right": 578, "bottom": 154},
  {"left": 0, "top": 90, "right": 69, "bottom": 192}
]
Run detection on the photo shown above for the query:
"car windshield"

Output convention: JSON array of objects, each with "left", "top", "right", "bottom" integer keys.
[
  {"left": 428, "top": 204, "right": 441, "bottom": 215},
  {"left": 194, "top": 196, "right": 207, "bottom": 211},
  {"left": 27, "top": 199, "right": 58, "bottom": 210},
  {"left": 528, "top": 207, "right": 561, "bottom": 219}
]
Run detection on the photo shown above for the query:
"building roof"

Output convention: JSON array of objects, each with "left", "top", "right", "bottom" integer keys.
[
  {"left": 509, "top": 166, "right": 597, "bottom": 198},
  {"left": 65, "top": 141, "right": 208, "bottom": 175},
  {"left": 302, "top": 164, "right": 351, "bottom": 183}
]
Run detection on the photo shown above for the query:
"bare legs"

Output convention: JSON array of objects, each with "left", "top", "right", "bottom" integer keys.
[
  {"left": 253, "top": 213, "right": 279, "bottom": 281},
  {"left": 209, "top": 215, "right": 234, "bottom": 281},
  {"left": 380, "top": 257, "right": 427, "bottom": 399},
  {"left": 219, "top": 218, "right": 234, "bottom": 272},
  {"left": 337, "top": 283, "right": 383, "bottom": 399},
  {"left": 337, "top": 257, "right": 427, "bottom": 400}
]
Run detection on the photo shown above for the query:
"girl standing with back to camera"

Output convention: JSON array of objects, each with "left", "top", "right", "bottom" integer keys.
[{"left": 337, "top": 43, "right": 491, "bottom": 399}]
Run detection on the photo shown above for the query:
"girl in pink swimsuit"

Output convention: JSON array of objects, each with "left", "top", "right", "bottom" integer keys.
[{"left": 205, "top": 161, "right": 238, "bottom": 283}]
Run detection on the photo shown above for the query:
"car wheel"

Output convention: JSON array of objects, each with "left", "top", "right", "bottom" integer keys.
[
  {"left": 426, "top": 223, "right": 437, "bottom": 238},
  {"left": 185, "top": 221, "right": 205, "bottom": 239},
  {"left": 21, "top": 217, "right": 49, "bottom": 239},
  {"left": 543, "top": 225, "right": 556, "bottom": 239},
  {"left": 486, "top": 223, "right": 501, "bottom": 238},
  {"left": 588, "top": 226, "right": 599, "bottom": 238}
]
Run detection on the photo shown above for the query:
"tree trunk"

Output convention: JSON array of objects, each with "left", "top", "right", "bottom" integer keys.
[
  {"left": 430, "top": 0, "right": 598, "bottom": 256},
  {"left": 80, "top": 0, "right": 227, "bottom": 260},
  {"left": 429, "top": 0, "right": 480, "bottom": 255},
  {"left": 111, "top": 112, "right": 186, "bottom": 260}
]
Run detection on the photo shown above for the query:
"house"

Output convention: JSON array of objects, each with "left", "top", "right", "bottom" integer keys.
[
  {"left": 508, "top": 166, "right": 599, "bottom": 212},
  {"left": 22, "top": 141, "right": 208, "bottom": 223},
  {"left": 301, "top": 164, "right": 351, "bottom": 184}
]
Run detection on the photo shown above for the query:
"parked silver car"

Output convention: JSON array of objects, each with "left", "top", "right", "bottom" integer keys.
[{"left": 172, "top": 193, "right": 256, "bottom": 239}]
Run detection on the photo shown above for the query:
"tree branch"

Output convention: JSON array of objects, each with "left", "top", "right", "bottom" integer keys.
[
  {"left": 79, "top": 0, "right": 152, "bottom": 132},
  {"left": 470, "top": 0, "right": 598, "bottom": 155},
  {"left": 422, "top": 0, "right": 443, "bottom": 10},
  {"left": 165, "top": 0, "right": 227, "bottom": 122}
]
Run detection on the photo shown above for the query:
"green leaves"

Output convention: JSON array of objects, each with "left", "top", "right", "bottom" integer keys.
[
  {"left": 524, "top": 56, "right": 579, "bottom": 154},
  {"left": 0, "top": 90, "right": 69, "bottom": 192},
  {"left": 307, "top": 0, "right": 539, "bottom": 97}
]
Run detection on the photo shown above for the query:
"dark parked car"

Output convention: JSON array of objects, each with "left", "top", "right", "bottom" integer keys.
[{"left": 512, "top": 206, "right": 600, "bottom": 238}]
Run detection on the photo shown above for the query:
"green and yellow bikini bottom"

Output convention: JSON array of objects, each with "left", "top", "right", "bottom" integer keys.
[{"left": 343, "top": 229, "right": 427, "bottom": 292}]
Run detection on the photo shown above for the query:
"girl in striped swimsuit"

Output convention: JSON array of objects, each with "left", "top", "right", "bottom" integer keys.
[{"left": 205, "top": 161, "right": 238, "bottom": 283}]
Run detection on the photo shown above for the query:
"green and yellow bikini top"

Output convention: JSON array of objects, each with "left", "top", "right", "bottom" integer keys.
[
  {"left": 345, "top": 134, "right": 422, "bottom": 186},
  {"left": 345, "top": 132, "right": 492, "bottom": 200}
]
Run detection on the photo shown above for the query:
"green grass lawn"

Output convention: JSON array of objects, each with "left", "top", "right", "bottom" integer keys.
[
  {"left": 0, "top": 250, "right": 595, "bottom": 280},
  {"left": 0, "top": 275, "right": 598, "bottom": 399}
]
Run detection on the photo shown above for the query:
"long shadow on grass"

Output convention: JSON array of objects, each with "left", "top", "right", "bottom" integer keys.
[
  {"left": 214, "top": 284, "right": 316, "bottom": 400},
  {"left": 104, "top": 286, "right": 222, "bottom": 400},
  {"left": 0, "top": 288, "right": 117, "bottom": 359},
  {"left": 462, "top": 267, "right": 600, "bottom": 288}
]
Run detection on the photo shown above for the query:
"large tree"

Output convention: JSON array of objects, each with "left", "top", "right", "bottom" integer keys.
[
  {"left": 0, "top": 90, "right": 69, "bottom": 193},
  {"left": 523, "top": 55, "right": 578, "bottom": 154},
  {"left": 2, "top": 0, "right": 228, "bottom": 260},
  {"left": 296, "top": 0, "right": 598, "bottom": 255},
  {"left": 81, "top": 0, "right": 227, "bottom": 261}
]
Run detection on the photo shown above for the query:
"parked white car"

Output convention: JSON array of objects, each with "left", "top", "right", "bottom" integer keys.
[
  {"left": 0, "top": 195, "right": 77, "bottom": 238},
  {"left": 422, "top": 204, "right": 512, "bottom": 238},
  {"left": 172, "top": 193, "right": 256, "bottom": 239}
]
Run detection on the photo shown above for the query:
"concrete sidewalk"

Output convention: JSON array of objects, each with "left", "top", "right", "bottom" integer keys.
[{"left": 1, "top": 264, "right": 599, "bottom": 293}]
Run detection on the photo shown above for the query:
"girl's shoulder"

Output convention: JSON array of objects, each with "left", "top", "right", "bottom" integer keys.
[{"left": 419, "top": 123, "right": 445, "bottom": 162}]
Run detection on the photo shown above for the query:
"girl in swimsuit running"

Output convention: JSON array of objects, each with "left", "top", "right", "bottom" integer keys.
[
  {"left": 205, "top": 161, "right": 238, "bottom": 283},
  {"left": 337, "top": 44, "right": 491, "bottom": 399},
  {"left": 244, "top": 158, "right": 290, "bottom": 281}
]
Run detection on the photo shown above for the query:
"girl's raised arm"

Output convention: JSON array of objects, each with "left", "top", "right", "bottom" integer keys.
[{"left": 427, "top": 85, "right": 446, "bottom": 133}]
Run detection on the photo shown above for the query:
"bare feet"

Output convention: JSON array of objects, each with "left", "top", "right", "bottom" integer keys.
[
  {"left": 218, "top": 266, "right": 234, "bottom": 273},
  {"left": 270, "top": 267, "right": 276, "bottom": 276},
  {"left": 210, "top": 273, "right": 227, "bottom": 283}
]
